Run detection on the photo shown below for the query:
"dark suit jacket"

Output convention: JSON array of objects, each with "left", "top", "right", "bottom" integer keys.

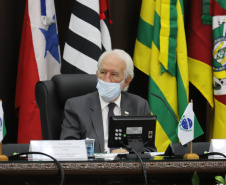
[{"left": 60, "top": 91, "right": 153, "bottom": 153}]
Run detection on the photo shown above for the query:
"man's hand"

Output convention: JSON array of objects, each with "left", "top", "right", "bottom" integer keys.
[{"left": 111, "top": 148, "right": 128, "bottom": 153}]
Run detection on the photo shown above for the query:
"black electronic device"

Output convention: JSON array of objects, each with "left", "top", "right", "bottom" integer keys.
[
  {"left": 108, "top": 115, "right": 156, "bottom": 159},
  {"left": 164, "top": 142, "right": 210, "bottom": 156}
]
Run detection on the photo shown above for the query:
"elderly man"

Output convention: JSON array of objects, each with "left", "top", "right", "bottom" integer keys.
[{"left": 60, "top": 49, "right": 153, "bottom": 153}]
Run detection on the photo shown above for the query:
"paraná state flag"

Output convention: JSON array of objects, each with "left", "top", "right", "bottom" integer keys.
[
  {"left": 0, "top": 100, "right": 7, "bottom": 142},
  {"left": 15, "top": 0, "right": 61, "bottom": 143},
  {"left": 133, "top": 0, "right": 189, "bottom": 152},
  {"left": 176, "top": 102, "right": 204, "bottom": 145}
]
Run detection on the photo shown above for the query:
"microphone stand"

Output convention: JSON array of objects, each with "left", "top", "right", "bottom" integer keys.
[{"left": 150, "top": 93, "right": 178, "bottom": 122}]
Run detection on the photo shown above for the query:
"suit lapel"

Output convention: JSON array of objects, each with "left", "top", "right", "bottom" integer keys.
[
  {"left": 121, "top": 93, "right": 132, "bottom": 116},
  {"left": 90, "top": 92, "right": 104, "bottom": 153}
]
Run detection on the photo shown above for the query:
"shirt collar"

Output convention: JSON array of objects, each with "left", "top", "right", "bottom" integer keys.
[{"left": 99, "top": 94, "right": 121, "bottom": 110}]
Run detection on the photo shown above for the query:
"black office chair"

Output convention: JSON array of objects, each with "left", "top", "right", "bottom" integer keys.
[{"left": 35, "top": 74, "right": 97, "bottom": 140}]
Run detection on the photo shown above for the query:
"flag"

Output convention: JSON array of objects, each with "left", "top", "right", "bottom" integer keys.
[
  {"left": 61, "top": 0, "right": 112, "bottom": 74},
  {"left": 133, "top": 0, "right": 189, "bottom": 152},
  {"left": 202, "top": 0, "right": 213, "bottom": 25},
  {"left": 212, "top": 0, "right": 226, "bottom": 138},
  {"left": 15, "top": 0, "right": 61, "bottom": 143},
  {"left": 176, "top": 102, "right": 204, "bottom": 145},
  {"left": 0, "top": 100, "right": 7, "bottom": 142},
  {"left": 187, "top": 0, "right": 214, "bottom": 108}
]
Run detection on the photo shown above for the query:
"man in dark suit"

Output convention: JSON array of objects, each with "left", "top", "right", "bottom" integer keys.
[{"left": 60, "top": 49, "right": 153, "bottom": 153}]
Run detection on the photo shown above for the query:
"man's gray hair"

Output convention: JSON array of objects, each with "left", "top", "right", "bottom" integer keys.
[{"left": 97, "top": 49, "right": 134, "bottom": 91}]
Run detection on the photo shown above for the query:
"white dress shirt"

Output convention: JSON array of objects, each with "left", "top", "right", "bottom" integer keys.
[{"left": 99, "top": 94, "right": 121, "bottom": 153}]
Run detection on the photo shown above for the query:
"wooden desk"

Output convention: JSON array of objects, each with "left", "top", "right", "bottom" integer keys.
[{"left": 0, "top": 159, "right": 226, "bottom": 185}]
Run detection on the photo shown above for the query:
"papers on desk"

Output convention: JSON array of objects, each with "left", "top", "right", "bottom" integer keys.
[
  {"left": 95, "top": 153, "right": 122, "bottom": 160},
  {"left": 94, "top": 152, "right": 164, "bottom": 160},
  {"left": 150, "top": 152, "right": 164, "bottom": 156},
  {"left": 208, "top": 139, "right": 226, "bottom": 159}
]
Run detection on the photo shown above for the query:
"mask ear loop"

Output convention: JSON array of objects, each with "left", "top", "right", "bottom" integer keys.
[
  {"left": 120, "top": 78, "right": 126, "bottom": 91},
  {"left": 122, "top": 75, "right": 131, "bottom": 86},
  {"left": 120, "top": 78, "right": 125, "bottom": 85}
]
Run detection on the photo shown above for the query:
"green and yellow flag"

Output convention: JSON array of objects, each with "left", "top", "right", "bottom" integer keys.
[{"left": 133, "top": 0, "right": 189, "bottom": 152}]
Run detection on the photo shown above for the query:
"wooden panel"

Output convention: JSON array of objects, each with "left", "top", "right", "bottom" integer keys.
[
  {"left": 0, "top": 160, "right": 224, "bottom": 185},
  {"left": 109, "top": 0, "right": 142, "bottom": 56}
]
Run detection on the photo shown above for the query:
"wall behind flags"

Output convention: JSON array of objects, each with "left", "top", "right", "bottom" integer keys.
[{"left": 0, "top": 0, "right": 208, "bottom": 144}]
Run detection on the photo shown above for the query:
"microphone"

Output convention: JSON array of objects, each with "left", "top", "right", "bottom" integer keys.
[
  {"left": 150, "top": 93, "right": 181, "bottom": 157},
  {"left": 150, "top": 93, "right": 179, "bottom": 122}
]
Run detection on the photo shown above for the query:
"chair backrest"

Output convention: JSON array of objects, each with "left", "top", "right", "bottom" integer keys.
[{"left": 35, "top": 74, "right": 97, "bottom": 140}]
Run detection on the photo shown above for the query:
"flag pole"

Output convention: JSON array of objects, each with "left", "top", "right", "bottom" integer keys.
[
  {"left": 183, "top": 141, "right": 199, "bottom": 159},
  {"left": 183, "top": 100, "right": 199, "bottom": 160},
  {"left": 0, "top": 142, "right": 8, "bottom": 161}
]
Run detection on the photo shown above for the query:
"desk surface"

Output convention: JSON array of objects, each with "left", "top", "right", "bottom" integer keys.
[
  {"left": 0, "top": 158, "right": 226, "bottom": 174},
  {"left": 0, "top": 158, "right": 226, "bottom": 185}
]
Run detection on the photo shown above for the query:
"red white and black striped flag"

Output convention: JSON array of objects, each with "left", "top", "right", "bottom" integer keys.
[{"left": 61, "top": 0, "right": 112, "bottom": 74}]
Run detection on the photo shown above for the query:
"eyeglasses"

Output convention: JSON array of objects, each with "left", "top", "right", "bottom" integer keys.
[{"left": 98, "top": 70, "right": 121, "bottom": 81}]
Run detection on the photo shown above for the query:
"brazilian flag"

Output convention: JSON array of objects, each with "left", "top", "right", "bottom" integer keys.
[{"left": 133, "top": 0, "right": 189, "bottom": 152}]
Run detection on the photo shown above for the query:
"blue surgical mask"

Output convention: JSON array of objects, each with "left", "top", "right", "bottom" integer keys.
[{"left": 96, "top": 78, "right": 124, "bottom": 102}]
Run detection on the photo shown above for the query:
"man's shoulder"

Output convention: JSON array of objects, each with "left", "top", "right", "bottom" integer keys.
[
  {"left": 121, "top": 92, "right": 150, "bottom": 112},
  {"left": 67, "top": 91, "right": 98, "bottom": 103},
  {"left": 122, "top": 91, "right": 146, "bottom": 101}
]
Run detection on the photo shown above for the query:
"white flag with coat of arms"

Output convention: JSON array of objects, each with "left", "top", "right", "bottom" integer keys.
[
  {"left": 176, "top": 102, "right": 204, "bottom": 145},
  {"left": 0, "top": 100, "right": 7, "bottom": 142}
]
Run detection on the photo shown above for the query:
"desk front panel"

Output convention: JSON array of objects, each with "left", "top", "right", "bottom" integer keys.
[{"left": 0, "top": 160, "right": 225, "bottom": 184}]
